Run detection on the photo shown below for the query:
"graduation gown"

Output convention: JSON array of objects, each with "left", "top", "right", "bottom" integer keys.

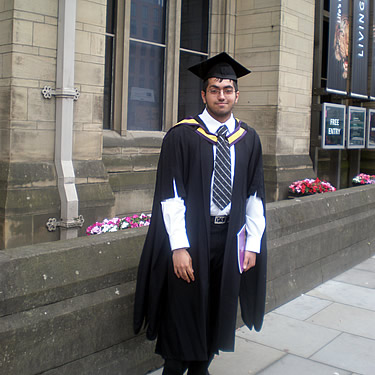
[{"left": 133, "top": 116, "right": 267, "bottom": 361}]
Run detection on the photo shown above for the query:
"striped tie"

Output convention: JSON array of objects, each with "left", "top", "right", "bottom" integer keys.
[{"left": 213, "top": 125, "right": 232, "bottom": 210}]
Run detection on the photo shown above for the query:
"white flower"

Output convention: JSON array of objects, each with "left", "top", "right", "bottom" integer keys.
[{"left": 121, "top": 221, "right": 130, "bottom": 229}]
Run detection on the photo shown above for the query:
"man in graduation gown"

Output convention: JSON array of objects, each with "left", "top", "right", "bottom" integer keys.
[{"left": 134, "top": 52, "right": 267, "bottom": 375}]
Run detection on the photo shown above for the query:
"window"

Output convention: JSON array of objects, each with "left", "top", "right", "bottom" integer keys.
[
  {"left": 103, "top": 0, "right": 116, "bottom": 129},
  {"left": 103, "top": 0, "right": 210, "bottom": 133},
  {"left": 178, "top": 0, "right": 209, "bottom": 121}
]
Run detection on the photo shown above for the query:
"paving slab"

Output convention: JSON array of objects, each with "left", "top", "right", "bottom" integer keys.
[
  {"left": 334, "top": 268, "right": 375, "bottom": 289},
  {"left": 307, "top": 280, "right": 375, "bottom": 311},
  {"left": 307, "top": 302, "right": 375, "bottom": 340},
  {"left": 208, "top": 337, "right": 285, "bottom": 375},
  {"left": 273, "top": 294, "right": 332, "bottom": 321},
  {"left": 311, "top": 332, "right": 375, "bottom": 375},
  {"left": 255, "top": 353, "right": 351, "bottom": 375},
  {"left": 236, "top": 312, "right": 340, "bottom": 358},
  {"left": 354, "top": 257, "right": 375, "bottom": 273}
]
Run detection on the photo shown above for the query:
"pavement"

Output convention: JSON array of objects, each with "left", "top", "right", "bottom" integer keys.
[{"left": 149, "top": 254, "right": 375, "bottom": 375}]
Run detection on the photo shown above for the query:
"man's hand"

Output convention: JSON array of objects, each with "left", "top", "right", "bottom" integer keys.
[
  {"left": 172, "top": 248, "right": 195, "bottom": 283},
  {"left": 243, "top": 251, "right": 256, "bottom": 272}
]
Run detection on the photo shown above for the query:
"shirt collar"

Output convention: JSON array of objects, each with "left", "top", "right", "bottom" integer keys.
[{"left": 198, "top": 108, "right": 235, "bottom": 135}]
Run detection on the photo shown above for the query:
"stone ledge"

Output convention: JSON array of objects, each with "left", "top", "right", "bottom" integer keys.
[
  {"left": 103, "top": 129, "right": 164, "bottom": 149},
  {"left": 0, "top": 227, "right": 147, "bottom": 317},
  {"left": 1, "top": 186, "right": 375, "bottom": 374}
]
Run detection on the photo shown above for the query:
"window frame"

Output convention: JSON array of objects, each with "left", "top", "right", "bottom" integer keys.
[{"left": 107, "top": 0, "right": 233, "bottom": 135}]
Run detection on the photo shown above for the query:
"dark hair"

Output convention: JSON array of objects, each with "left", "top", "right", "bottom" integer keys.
[{"left": 202, "top": 78, "right": 238, "bottom": 92}]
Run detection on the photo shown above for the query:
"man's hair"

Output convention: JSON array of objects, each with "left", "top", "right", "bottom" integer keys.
[{"left": 202, "top": 78, "right": 238, "bottom": 92}]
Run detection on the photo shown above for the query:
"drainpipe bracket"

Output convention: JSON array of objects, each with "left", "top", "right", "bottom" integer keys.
[
  {"left": 46, "top": 215, "right": 85, "bottom": 232},
  {"left": 42, "top": 86, "right": 80, "bottom": 101}
]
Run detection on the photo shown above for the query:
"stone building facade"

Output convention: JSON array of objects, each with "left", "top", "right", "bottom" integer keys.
[{"left": 0, "top": 0, "right": 335, "bottom": 249}]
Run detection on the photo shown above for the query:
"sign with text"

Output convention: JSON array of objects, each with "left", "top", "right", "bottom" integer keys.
[
  {"left": 327, "top": 0, "right": 350, "bottom": 95},
  {"left": 351, "top": 0, "right": 370, "bottom": 98},
  {"left": 370, "top": 0, "right": 375, "bottom": 99},
  {"left": 367, "top": 109, "right": 375, "bottom": 148},
  {"left": 322, "top": 103, "right": 346, "bottom": 149},
  {"left": 347, "top": 106, "right": 366, "bottom": 148}
]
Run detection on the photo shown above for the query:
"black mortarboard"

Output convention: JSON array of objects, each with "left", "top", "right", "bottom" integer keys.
[{"left": 188, "top": 52, "right": 251, "bottom": 81}]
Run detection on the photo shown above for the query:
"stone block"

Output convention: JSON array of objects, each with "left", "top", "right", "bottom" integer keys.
[
  {"left": 11, "top": 86, "right": 27, "bottom": 120},
  {"left": 44, "top": 16, "right": 57, "bottom": 26},
  {"left": 74, "top": 159, "right": 108, "bottom": 181},
  {"left": 280, "top": 70, "right": 310, "bottom": 91},
  {"left": 239, "top": 90, "right": 270, "bottom": 106},
  {"left": 73, "top": 130, "right": 102, "bottom": 160},
  {"left": 1, "top": 52, "right": 11, "bottom": 78},
  {"left": 92, "top": 94, "right": 103, "bottom": 123},
  {"left": 7, "top": 161, "right": 56, "bottom": 187},
  {"left": 90, "top": 32, "right": 105, "bottom": 56},
  {"left": 103, "top": 153, "right": 159, "bottom": 173},
  {"left": 13, "top": 18, "right": 33, "bottom": 45},
  {"left": 3, "top": 214, "right": 33, "bottom": 249},
  {"left": 38, "top": 47, "right": 57, "bottom": 58},
  {"left": 108, "top": 170, "right": 157, "bottom": 192},
  {"left": 76, "top": 181, "right": 114, "bottom": 212},
  {"left": 13, "top": 10, "right": 45, "bottom": 23},
  {"left": 279, "top": 91, "right": 296, "bottom": 107},
  {"left": 237, "top": 0, "right": 255, "bottom": 12},
  {"left": 40, "top": 335, "right": 162, "bottom": 375},
  {"left": 0, "top": 19, "right": 11, "bottom": 45},
  {"left": 293, "top": 137, "right": 309, "bottom": 154},
  {"left": 237, "top": 12, "right": 273, "bottom": 31},
  {"left": 76, "top": 0, "right": 106, "bottom": 27},
  {"left": 253, "top": 31, "right": 280, "bottom": 48},
  {"left": 75, "top": 30, "right": 91, "bottom": 55},
  {"left": 254, "top": 0, "right": 280, "bottom": 10},
  {"left": 282, "top": 31, "right": 313, "bottom": 55},
  {"left": 113, "top": 188, "right": 154, "bottom": 216},
  {"left": 0, "top": 86, "right": 10, "bottom": 119},
  {"left": 10, "top": 128, "right": 55, "bottom": 161},
  {"left": 75, "top": 60, "right": 104, "bottom": 86},
  {"left": 0, "top": 228, "right": 145, "bottom": 314},
  {"left": 298, "top": 18, "right": 314, "bottom": 36},
  {"left": 284, "top": 0, "right": 315, "bottom": 18},
  {"left": 0, "top": 129, "right": 10, "bottom": 159},
  {"left": 238, "top": 51, "right": 278, "bottom": 69},
  {"left": 33, "top": 22, "right": 57, "bottom": 49},
  {"left": 280, "top": 51, "right": 297, "bottom": 69},
  {"left": 14, "top": 0, "right": 58, "bottom": 17},
  {"left": 73, "top": 92, "right": 93, "bottom": 122},
  {"left": 3, "top": 186, "right": 60, "bottom": 215},
  {"left": 12, "top": 53, "right": 56, "bottom": 81},
  {"left": 281, "top": 11, "right": 298, "bottom": 30},
  {"left": 0, "top": 283, "right": 137, "bottom": 374},
  {"left": 261, "top": 71, "right": 279, "bottom": 86}
]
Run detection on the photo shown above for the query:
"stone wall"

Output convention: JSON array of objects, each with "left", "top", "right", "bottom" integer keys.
[
  {"left": 235, "top": 0, "right": 316, "bottom": 200},
  {"left": 0, "top": 0, "right": 114, "bottom": 249},
  {"left": 1, "top": 185, "right": 375, "bottom": 374}
]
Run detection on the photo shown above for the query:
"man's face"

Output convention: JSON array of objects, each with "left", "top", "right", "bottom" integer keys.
[{"left": 201, "top": 78, "right": 239, "bottom": 123}]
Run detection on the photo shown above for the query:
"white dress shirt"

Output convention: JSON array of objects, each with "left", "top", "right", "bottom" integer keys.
[{"left": 161, "top": 109, "right": 265, "bottom": 253}]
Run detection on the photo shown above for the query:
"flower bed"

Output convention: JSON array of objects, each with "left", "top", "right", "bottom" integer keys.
[
  {"left": 288, "top": 178, "right": 336, "bottom": 197},
  {"left": 352, "top": 173, "right": 375, "bottom": 185},
  {"left": 86, "top": 213, "right": 151, "bottom": 235}
]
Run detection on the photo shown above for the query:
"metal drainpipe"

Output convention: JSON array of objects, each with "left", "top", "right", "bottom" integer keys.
[{"left": 54, "top": 0, "right": 80, "bottom": 240}]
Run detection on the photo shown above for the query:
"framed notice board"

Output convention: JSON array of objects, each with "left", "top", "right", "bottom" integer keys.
[
  {"left": 367, "top": 109, "right": 375, "bottom": 149},
  {"left": 322, "top": 103, "right": 346, "bottom": 149},
  {"left": 347, "top": 106, "right": 366, "bottom": 149}
]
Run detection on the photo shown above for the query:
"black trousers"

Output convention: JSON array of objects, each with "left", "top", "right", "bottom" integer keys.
[
  {"left": 162, "top": 357, "right": 212, "bottom": 375},
  {"left": 162, "top": 222, "right": 228, "bottom": 375}
]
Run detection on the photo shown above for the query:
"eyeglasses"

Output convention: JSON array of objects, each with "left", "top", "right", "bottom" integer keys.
[{"left": 207, "top": 88, "right": 235, "bottom": 96}]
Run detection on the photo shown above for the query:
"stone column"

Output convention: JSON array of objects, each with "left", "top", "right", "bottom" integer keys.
[{"left": 235, "top": 0, "right": 316, "bottom": 200}]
